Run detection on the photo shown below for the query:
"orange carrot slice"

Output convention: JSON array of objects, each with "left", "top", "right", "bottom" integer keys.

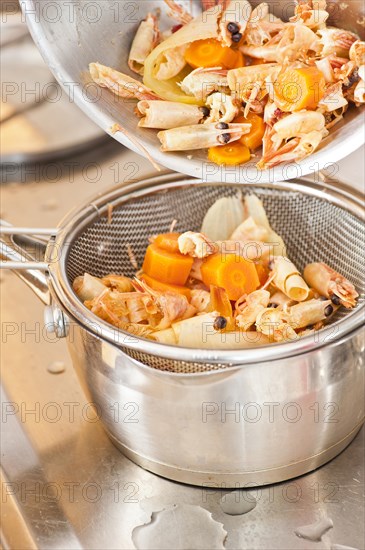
[
  {"left": 142, "top": 243, "right": 193, "bottom": 286},
  {"left": 233, "top": 50, "right": 245, "bottom": 68},
  {"left": 208, "top": 143, "right": 251, "bottom": 165},
  {"left": 209, "top": 285, "right": 235, "bottom": 329},
  {"left": 234, "top": 113, "right": 265, "bottom": 151},
  {"left": 210, "top": 285, "right": 233, "bottom": 317},
  {"left": 255, "top": 262, "right": 269, "bottom": 286},
  {"left": 141, "top": 273, "right": 191, "bottom": 298},
  {"left": 201, "top": 253, "right": 260, "bottom": 300},
  {"left": 274, "top": 66, "right": 326, "bottom": 111},
  {"left": 184, "top": 39, "right": 239, "bottom": 70},
  {"left": 154, "top": 232, "right": 180, "bottom": 254}
]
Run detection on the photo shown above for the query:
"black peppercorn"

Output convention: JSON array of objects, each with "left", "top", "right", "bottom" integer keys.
[
  {"left": 214, "top": 316, "right": 227, "bottom": 330},
  {"left": 199, "top": 106, "right": 210, "bottom": 117},
  {"left": 227, "top": 22, "right": 239, "bottom": 34},
  {"left": 217, "top": 133, "right": 231, "bottom": 144},
  {"left": 231, "top": 32, "right": 242, "bottom": 43},
  {"left": 324, "top": 304, "right": 334, "bottom": 317},
  {"left": 216, "top": 121, "right": 229, "bottom": 129},
  {"left": 331, "top": 294, "right": 341, "bottom": 306},
  {"left": 267, "top": 303, "right": 278, "bottom": 308}
]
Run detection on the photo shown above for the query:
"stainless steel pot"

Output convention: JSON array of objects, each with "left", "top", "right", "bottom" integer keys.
[
  {"left": 1, "top": 173, "right": 364, "bottom": 487},
  {"left": 22, "top": 0, "right": 365, "bottom": 183}
]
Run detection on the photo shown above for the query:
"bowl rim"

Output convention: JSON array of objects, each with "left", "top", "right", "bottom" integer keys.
[{"left": 45, "top": 172, "right": 365, "bottom": 367}]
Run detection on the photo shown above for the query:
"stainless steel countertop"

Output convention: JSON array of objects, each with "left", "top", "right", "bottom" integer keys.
[{"left": 1, "top": 145, "right": 364, "bottom": 550}]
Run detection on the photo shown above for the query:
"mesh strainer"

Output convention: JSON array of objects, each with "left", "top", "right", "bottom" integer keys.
[
  {"left": 39, "top": 173, "right": 365, "bottom": 374},
  {"left": 2, "top": 172, "right": 364, "bottom": 486}
]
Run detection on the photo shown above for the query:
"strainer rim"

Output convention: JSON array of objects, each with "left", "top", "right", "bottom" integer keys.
[{"left": 46, "top": 173, "right": 365, "bottom": 366}]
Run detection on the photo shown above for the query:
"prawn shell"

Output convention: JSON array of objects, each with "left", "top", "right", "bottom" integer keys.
[
  {"left": 89, "top": 62, "right": 159, "bottom": 100},
  {"left": 269, "top": 290, "right": 294, "bottom": 307},
  {"left": 349, "top": 40, "right": 365, "bottom": 67},
  {"left": 73, "top": 273, "right": 107, "bottom": 302},
  {"left": 180, "top": 67, "right": 229, "bottom": 102},
  {"left": 137, "top": 100, "right": 204, "bottom": 129},
  {"left": 178, "top": 231, "right": 218, "bottom": 258},
  {"left": 259, "top": 127, "right": 327, "bottom": 169},
  {"left": 276, "top": 24, "right": 321, "bottom": 62},
  {"left": 318, "top": 82, "right": 348, "bottom": 112},
  {"left": 157, "top": 122, "right": 251, "bottom": 151},
  {"left": 101, "top": 274, "right": 134, "bottom": 293},
  {"left": 227, "top": 63, "right": 281, "bottom": 100},
  {"left": 272, "top": 256, "right": 310, "bottom": 302},
  {"left": 271, "top": 111, "right": 326, "bottom": 140},
  {"left": 205, "top": 92, "right": 240, "bottom": 123},
  {"left": 241, "top": 24, "right": 320, "bottom": 63},
  {"left": 255, "top": 307, "right": 299, "bottom": 342},
  {"left": 164, "top": 0, "right": 193, "bottom": 25},
  {"left": 154, "top": 45, "right": 188, "bottom": 81},
  {"left": 286, "top": 298, "right": 334, "bottom": 329},
  {"left": 315, "top": 57, "right": 335, "bottom": 83},
  {"left": 318, "top": 27, "right": 359, "bottom": 58},
  {"left": 190, "top": 289, "right": 211, "bottom": 312},
  {"left": 290, "top": 130, "right": 327, "bottom": 158},
  {"left": 235, "top": 289, "right": 271, "bottom": 330},
  {"left": 128, "top": 14, "right": 159, "bottom": 75},
  {"left": 244, "top": 3, "right": 285, "bottom": 47},
  {"left": 284, "top": 274, "right": 310, "bottom": 302},
  {"left": 239, "top": 44, "right": 278, "bottom": 62},
  {"left": 303, "top": 262, "right": 359, "bottom": 308}
]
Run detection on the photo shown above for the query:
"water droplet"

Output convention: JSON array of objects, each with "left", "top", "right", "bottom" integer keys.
[
  {"left": 132, "top": 504, "right": 227, "bottom": 550},
  {"left": 295, "top": 516, "right": 333, "bottom": 541},
  {"left": 47, "top": 361, "right": 65, "bottom": 374},
  {"left": 220, "top": 490, "right": 256, "bottom": 516}
]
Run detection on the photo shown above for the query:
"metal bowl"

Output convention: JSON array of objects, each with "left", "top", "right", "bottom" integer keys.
[{"left": 22, "top": 0, "right": 365, "bottom": 183}]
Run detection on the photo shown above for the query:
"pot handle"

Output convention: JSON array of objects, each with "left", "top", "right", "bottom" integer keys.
[{"left": 0, "top": 222, "right": 57, "bottom": 306}]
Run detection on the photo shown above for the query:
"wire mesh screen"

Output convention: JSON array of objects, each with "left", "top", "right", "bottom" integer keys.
[{"left": 66, "top": 184, "right": 365, "bottom": 373}]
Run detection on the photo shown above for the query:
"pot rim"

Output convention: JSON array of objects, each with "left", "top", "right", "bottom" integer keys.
[{"left": 46, "top": 173, "right": 365, "bottom": 366}]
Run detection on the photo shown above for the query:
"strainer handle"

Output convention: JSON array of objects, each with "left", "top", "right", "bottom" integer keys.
[{"left": 0, "top": 222, "right": 56, "bottom": 305}]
